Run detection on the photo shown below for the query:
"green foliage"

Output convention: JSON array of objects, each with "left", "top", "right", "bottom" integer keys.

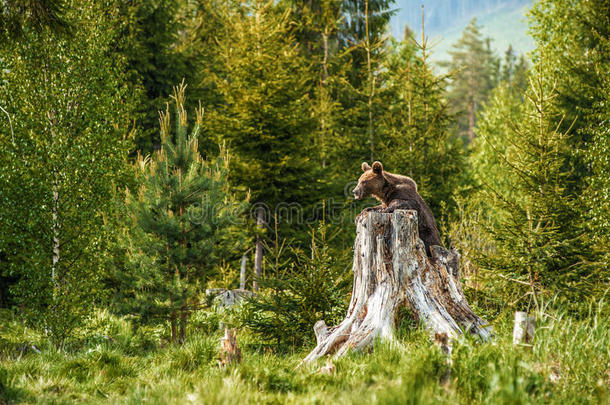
[
  {"left": 0, "top": 1, "right": 608, "bottom": 402},
  {"left": 529, "top": 0, "right": 609, "bottom": 175},
  {"left": 462, "top": 0, "right": 610, "bottom": 308},
  {"left": 584, "top": 111, "right": 610, "bottom": 272},
  {"left": 240, "top": 223, "right": 350, "bottom": 348},
  {"left": 529, "top": 0, "right": 610, "bottom": 277},
  {"left": 470, "top": 84, "right": 524, "bottom": 205},
  {"left": 116, "top": 0, "right": 201, "bottom": 153},
  {"left": 331, "top": 0, "right": 395, "bottom": 168},
  {"left": 0, "top": 0, "right": 71, "bottom": 41},
  {"left": 500, "top": 45, "right": 529, "bottom": 93},
  {"left": 470, "top": 55, "right": 600, "bottom": 310},
  {"left": 285, "top": 0, "right": 345, "bottom": 172},
  {"left": 204, "top": 0, "right": 323, "bottom": 226},
  {"left": 340, "top": 0, "right": 396, "bottom": 83},
  {"left": 0, "top": 0, "right": 134, "bottom": 345},
  {"left": 119, "top": 84, "right": 244, "bottom": 343}
]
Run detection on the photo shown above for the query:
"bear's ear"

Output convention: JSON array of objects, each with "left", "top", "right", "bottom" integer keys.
[
  {"left": 362, "top": 162, "right": 371, "bottom": 171},
  {"left": 372, "top": 161, "right": 383, "bottom": 174}
]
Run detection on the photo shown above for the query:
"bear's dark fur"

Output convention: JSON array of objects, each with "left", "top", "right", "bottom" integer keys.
[{"left": 352, "top": 161, "right": 442, "bottom": 255}]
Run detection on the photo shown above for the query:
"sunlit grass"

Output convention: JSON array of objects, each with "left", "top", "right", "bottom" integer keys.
[{"left": 1, "top": 306, "right": 608, "bottom": 404}]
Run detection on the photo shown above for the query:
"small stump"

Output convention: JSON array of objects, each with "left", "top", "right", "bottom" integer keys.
[
  {"left": 513, "top": 312, "right": 536, "bottom": 345},
  {"left": 219, "top": 328, "right": 241, "bottom": 367},
  {"left": 304, "top": 210, "right": 491, "bottom": 363}
]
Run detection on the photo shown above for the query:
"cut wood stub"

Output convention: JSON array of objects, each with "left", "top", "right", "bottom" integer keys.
[
  {"left": 513, "top": 311, "right": 536, "bottom": 345},
  {"left": 303, "top": 210, "right": 491, "bottom": 364}
]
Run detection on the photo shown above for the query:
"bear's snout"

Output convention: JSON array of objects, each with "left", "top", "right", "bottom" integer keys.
[{"left": 353, "top": 187, "right": 362, "bottom": 200}]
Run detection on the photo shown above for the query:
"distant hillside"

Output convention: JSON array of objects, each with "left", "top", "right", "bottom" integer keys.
[{"left": 390, "top": 0, "right": 535, "bottom": 63}]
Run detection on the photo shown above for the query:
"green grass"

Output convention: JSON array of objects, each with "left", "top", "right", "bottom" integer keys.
[{"left": 1, "top": 307, "right": 608, "bottom": 404}]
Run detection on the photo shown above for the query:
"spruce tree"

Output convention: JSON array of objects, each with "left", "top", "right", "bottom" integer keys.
[
  {"left": 116, "top": 0, "right": 195, "bottom": 153},
  {"left": 240, "top": 221, "right": 349, "bottom": 348},
  {"left": 379, "top": 28, "right": 468, "bottom": 222},
  {"left": 335, "top": 0, "right": 395, "bottom": 165},
  {"left": 471, "top": 50, "right": 595, "bottom": 310},
  {"left": 339, "top": 0, "right": 396, "bottom": 77},
  {"left": 285, "top": 0, "right": 344, "bottom": 170},
  {"left": 470, "top": 83, "right": 524, "bottom": 205},
  {"left": 529, "top": 0, "right": 609, "bottom": 277},
  {"left": 205, "top": 0, "right": 321, "bottom": 231},
  {"left": 498, "top": 46, "right": 529, "bottom": 95},
  {"left": 122, "top": 84, "right": 242, "bottom": 343},
  {"left": 442, "top": 18, "right": 499, "bottom": 142}
]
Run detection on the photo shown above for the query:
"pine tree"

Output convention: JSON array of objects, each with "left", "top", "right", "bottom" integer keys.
[
  {"left": 443, "top": 18, "right": 499, "bottom": 142},
  {"left": 121, "top": 84, "right": 243, "bottom": 343}
]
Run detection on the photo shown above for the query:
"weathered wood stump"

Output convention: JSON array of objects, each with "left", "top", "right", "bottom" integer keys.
[
  {"left": 206, "top": 288, "right": 256, "bottom": 308},
  {"left": 303, "top": 210, "right": 491, "bottom": 363}
]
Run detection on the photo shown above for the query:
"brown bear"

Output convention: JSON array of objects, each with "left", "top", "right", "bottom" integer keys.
[{"left": 352, "top": 161, "right": 442, "bottom": 255}]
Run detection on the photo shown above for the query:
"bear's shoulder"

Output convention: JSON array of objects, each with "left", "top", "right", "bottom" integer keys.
[
  {"left": 384, "top": 172, "right": 417, "bottom": 192},
  {"left": 391, "top": 183, "right": 419, "bottom": 197}
]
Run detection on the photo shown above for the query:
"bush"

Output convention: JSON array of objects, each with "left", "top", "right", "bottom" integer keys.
[{"left": 240, "top": 223, "right": 351, "bottom": 349}]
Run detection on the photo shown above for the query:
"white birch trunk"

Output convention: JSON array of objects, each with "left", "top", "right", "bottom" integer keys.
[{"left": 52, "top": 175, "right": 60, "bottom": 287}]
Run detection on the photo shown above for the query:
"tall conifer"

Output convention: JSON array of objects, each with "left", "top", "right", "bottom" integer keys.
[
  {"left": 472, "top": 49, "right": 595, "bottom": 309},
  {"left": 443, "top": 18, "right": 499, "bottom": 142},
  {"left": 205, "top": 0, "right": 321, "bottom": 227},
  {"left": 380, "top": 28, "right": 467, "bottom": 220}
]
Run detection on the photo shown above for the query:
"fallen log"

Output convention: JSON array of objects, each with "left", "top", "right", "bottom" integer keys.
[{"left": 304, "top": 210, "right": 491, "bottom": 363}]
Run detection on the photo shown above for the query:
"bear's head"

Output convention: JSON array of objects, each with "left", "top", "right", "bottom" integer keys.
[{"left": 352, "top": 161, "right": 385, "bottom": 200}]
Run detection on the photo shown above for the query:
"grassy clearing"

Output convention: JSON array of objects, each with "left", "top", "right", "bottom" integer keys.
[{"left": 1, "top": 306, "right": 608, "bottom": 404}]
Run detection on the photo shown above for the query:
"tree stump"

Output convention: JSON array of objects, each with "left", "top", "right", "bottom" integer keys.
[
  {"left": 303, "top": 210, "right": 491, "bottom": 363},
  {"left": 219, "top": 328, "right": 241, "bottom": 367}
]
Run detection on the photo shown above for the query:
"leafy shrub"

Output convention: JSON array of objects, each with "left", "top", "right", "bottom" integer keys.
[{"left": 189, "top": 307, "right": 227, "bottom": 336}]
